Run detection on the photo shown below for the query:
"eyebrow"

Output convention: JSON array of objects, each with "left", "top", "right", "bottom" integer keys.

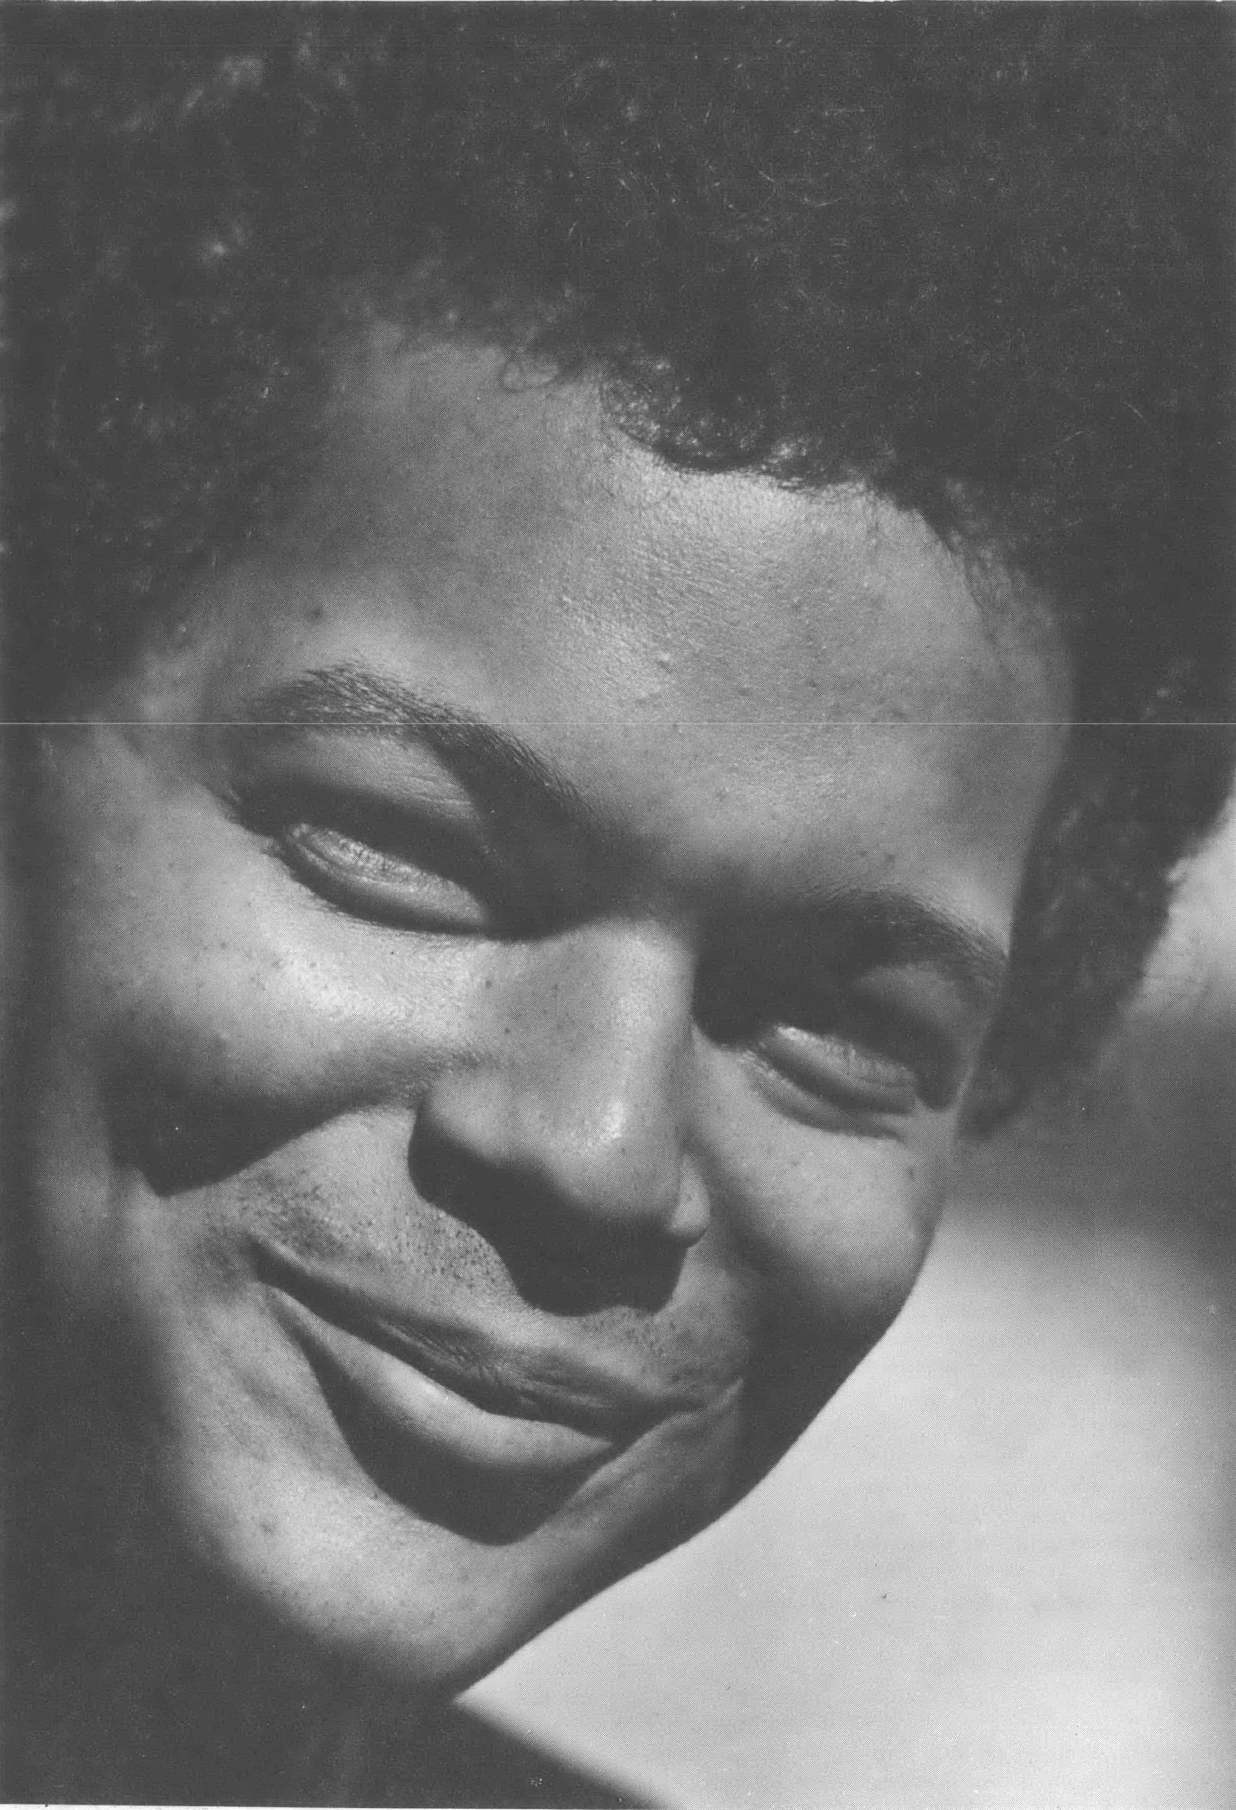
[
  {"left": 233, "top": 663, "right": 602, "bottom": 835},
  {"left": 234, "top": 663, "right": 1009, "bottom": 1008},
  {"left": 797, "top": 890, "right": 1009, "bottom": 1014}
]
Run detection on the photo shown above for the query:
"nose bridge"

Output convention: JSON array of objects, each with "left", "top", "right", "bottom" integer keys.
[
  {"left": 532, "top": 922, "right": 687, "bottom": 1137},
  {"left": 425, "top": 921, "right": 702, "bottom": 1239}
]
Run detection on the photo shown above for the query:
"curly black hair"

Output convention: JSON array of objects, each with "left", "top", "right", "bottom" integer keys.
[{"left": 5, "top": 1, "right": 1234, "bottom": 1128}]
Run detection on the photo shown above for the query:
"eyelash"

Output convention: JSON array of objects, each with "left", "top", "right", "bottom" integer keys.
[
  {"left": 231, "top": 775, "right": 518, "bottom": 935},
  {"left": 280, "top": 820, "right": 502, "bottom": 933},
  {"left": 748, "top": 1025, "right": 922, "bottom": 1121},
  {"left": 247, "top": 790, "right": 947, "bottom": 1120},
  {"left": 694, "top": 970, "right": 943, "bottom": 1120}
]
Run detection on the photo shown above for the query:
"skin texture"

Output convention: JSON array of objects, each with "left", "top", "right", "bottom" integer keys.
[{"left": 20, "top": 339, "right": 1070, "bottom": 1710}]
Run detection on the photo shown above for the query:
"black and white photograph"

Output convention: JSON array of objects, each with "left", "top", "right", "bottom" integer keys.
[{"left": 3, "top": 4, "right": 1233, "bottom": 1805}]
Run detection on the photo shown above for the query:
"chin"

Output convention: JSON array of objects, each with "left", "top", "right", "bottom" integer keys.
[{"left": 142, "top": 1364, "right": 744, "bottom": 1694}]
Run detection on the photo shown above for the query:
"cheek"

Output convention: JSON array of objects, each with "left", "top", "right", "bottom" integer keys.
[
  {"left": 38, "top": 747, "right": 468, "bottom": 1115},
  {"left": 722, "top": 1130, "right": 946, "bottom": 1334},
  {"left": 697, "top": 1049, "right": 951, "bottom": 1329},
  {"left": 29, "top": 746, "right": 492, "bottom": 1255},
  {"left": 693, "top": 1061, "right": 954, "bottom": 1473}
]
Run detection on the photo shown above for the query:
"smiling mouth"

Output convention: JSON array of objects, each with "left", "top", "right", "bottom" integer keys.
[{"left": 251, "top": 1239, "right": 674, "bottom": 1527}]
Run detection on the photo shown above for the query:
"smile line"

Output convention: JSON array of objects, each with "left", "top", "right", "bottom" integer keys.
[{"left": 249, "top": 1239, "right": 665, "bottom": 1441}]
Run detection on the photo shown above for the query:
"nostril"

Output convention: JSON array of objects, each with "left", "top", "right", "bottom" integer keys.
[
  {"left": 407, "top": 1106, "right": 693, "bottom": 1315},
  {"left": 504, "top": 1229, "right": 685, "bottom": 1316},
  {"left": 407, "top": 1113, "right": 484, "bottom": 1223}
]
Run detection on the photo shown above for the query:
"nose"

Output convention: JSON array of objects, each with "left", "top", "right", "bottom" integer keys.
[{"left": 413, "top": 923, "right": 708, "bottom": 1250}]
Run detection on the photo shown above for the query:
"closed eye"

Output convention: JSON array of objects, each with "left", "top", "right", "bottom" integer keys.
[
  {"left": 231, "top": 780, "right": 515, "bottom": 935},
  {"left": 749, "top": 1023, "right": 921, "bottom": 1118},
  {"left": 278, "top": 820, "right": 499, "bottom": 933},
  {"left": 694, "top": 953, "right": 961, "bottom": 1122}
]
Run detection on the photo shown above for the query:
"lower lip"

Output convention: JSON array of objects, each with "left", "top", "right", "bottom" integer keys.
[{"left": 268, "top": 1289, "right": 618, "bottom": 1484}]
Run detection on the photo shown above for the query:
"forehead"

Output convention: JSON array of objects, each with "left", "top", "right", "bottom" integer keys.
[{"left": 180, "top": 337, "right": 1068, "bottom": 915}]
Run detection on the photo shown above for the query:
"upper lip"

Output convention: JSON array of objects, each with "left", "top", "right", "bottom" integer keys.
[{"left": 251, "top": 1237, "right": 686, "bottom": 1441}]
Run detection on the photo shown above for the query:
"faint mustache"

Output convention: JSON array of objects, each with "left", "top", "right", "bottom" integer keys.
[{"left": 250, "top": 1237, "right": 725, "bottom": 1440}]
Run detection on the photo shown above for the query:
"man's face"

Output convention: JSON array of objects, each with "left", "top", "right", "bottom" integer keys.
[{"left": 26, "top": 339, "right": 1068, "bottom": 1688}]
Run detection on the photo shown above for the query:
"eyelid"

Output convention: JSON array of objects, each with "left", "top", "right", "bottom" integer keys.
[
  {"left": 222, "top": 728, "right": 600, "bottom": 902},
  {"left": 751, "top": 1023, "right": 923, "bottom": 1120},
  {"left": 279, "top": 820, "right": 499, "bottom": 933},
  {"left": 225, "top": 747, "right": 597, "bottom": 934},
  {"left": 694, "top": 952, "right": 964, "bottom": 1118},
  {"left": 227, "top": 772, "right": 516, "bottom": 934},
  {"left": 762, "top": 1023, "right": 917, "bottom": 1087}
]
